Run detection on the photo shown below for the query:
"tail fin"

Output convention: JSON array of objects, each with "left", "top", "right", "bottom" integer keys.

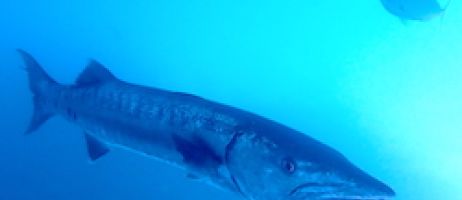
[
  {"left": 438, "top": 0, "right": 452, "bottom": 29},
  {"left": 17, "top": 49, "right": 58, "bottom": 134}
]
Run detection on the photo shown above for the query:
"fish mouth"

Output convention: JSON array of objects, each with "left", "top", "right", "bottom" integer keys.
[
  {"left": 288, "top": 183, "right": 395, "bottom": 200},
  {"left": 317, "top": 196, "right": 394, "bottom": 200}
]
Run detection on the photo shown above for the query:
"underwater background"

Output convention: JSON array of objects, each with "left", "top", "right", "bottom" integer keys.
[{"left": 0, "top": 0, "right": 461, "bottom": 199}]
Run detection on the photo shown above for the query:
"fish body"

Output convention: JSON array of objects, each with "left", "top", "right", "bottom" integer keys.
[
  {"left": 19, "top": 49, "right": 395, "bottom": 200},
  {"left": 380, "top": 0, "right": 448, "bottom": 21}
]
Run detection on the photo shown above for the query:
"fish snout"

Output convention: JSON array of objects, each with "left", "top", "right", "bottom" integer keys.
[{"left": 351, "top": 171, "right": 396, "bottom": 199}]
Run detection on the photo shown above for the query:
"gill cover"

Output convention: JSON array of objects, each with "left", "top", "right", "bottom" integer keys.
[{"left": 226, "top": 132, "right": 295, "bottom": 200}]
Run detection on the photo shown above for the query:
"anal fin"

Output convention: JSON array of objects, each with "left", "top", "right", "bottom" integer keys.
[{"left": 84, "top": 133, "right": 109, "bottom": 161}]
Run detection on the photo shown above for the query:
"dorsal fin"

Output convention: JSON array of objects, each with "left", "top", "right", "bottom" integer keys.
[{"left": 76, "top": 60, "right": 116, "bottom": 85}]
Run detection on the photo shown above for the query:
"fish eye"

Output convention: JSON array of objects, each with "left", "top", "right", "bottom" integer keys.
[{"left": 281, "top": 157, "right": 296, "bottom": 175}]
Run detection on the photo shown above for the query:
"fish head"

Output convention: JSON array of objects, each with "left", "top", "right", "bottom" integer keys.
[{"left": 226, "top": 127, "right": 395, "bottom": 200}]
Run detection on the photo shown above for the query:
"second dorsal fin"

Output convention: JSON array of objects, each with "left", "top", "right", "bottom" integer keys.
[{"left": 76, "top": 60, "right": 117, "bottom": 85}]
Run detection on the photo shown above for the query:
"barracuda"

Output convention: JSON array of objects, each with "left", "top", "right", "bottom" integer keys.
[{"left": 18, "top": 49, "right": 395, "bottom": 200}]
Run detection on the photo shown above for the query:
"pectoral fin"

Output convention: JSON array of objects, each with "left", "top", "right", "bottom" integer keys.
[
  {"left": 172, "top": 134, "right": 222, "bottom": 171},
  {"left": 84, "top": 133, "right": 109, "bottom": 161}
]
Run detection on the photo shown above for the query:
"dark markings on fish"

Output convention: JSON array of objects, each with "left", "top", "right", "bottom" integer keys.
[{"left": 172, "top": 133, "right": 222, "bottom": 169}]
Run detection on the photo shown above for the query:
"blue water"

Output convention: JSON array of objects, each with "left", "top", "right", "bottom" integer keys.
[{"left": 1, "top": 0, "right": 461, "bottom": 199}]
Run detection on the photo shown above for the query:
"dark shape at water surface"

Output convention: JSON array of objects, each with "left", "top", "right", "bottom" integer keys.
[
  {"left": 380, "top": 0, "right": 449, "bottom": 21},
  {"left": 17, "top": 49, "right": 395, "bottom": 200}
]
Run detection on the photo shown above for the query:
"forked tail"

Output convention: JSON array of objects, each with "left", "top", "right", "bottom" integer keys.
[{"left": 17, "top": 49, "right": 59, "bottom": 134}]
